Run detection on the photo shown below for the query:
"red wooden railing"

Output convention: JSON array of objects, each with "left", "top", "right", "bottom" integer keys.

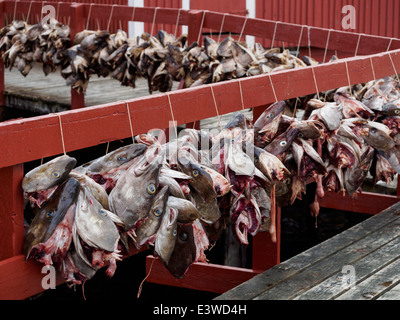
[{"left": 1, "top": 1, "right": 400, "bottom": 299}]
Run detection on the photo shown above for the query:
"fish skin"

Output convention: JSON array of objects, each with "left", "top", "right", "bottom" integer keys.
[
  {"left": 167, "top": 196, "right": 200, "bottom": 223},
  {"left": 164, "top": 223, "right": 197, "bottom": 279},
  {"left": 177, "top": 157, "right": 216, "bottom": 201},
  {"left": 360, "top": 122, "right": 395, "bottom": 151},
  {"left": 23, "top": 177, "right": 80, "bottom": 263},
  {"left": 75, "top": 187, "right": 121, "bottom": 253},
  {"left": 344, "top": 145, "right": 375, "bottom": 196},
  {"left": 154, "top": 206, "right": 178, "bottom": 264},
  {"left": 133, "top": 185, "right": 169, "bottom": 248},
  {"left": 264, "top": 127, "right": 299, "bottom": 156},
  {"left": 109, "top": 154, "right": 162, "bottom": 231},
  {"left": 254, "top": 101, "right": 285, "bottom": 147},
  {"left": 22, "top": 155, "right": 77, "bottom": 193}
]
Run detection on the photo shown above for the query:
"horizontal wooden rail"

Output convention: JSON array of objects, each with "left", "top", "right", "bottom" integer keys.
[
  {"left": 3, "top": 0, "right": 400, "bottom": 55},
  {"left": 1, "top": 49, "right": 400, "bottom": 169}
]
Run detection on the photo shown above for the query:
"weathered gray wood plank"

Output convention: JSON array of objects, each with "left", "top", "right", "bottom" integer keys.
[
  {"left": 377, "top": 282, "right": 400, "bottom": 300},
  {"left": 295, "top": 234, "right": 400, "bottom": 300},
  {"left": 254, "top": 217, "right": 400, "bottom": 300},
  {"left": 216, "top": 201, "right": 400, "bottom": 300},
  {"left": 335, "top": 257, "right": 400, "bottom": 300}
]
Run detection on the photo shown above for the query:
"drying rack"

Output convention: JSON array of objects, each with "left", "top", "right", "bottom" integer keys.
[{"left": 1, "top": 0, "right": 400, "bottom": 299}]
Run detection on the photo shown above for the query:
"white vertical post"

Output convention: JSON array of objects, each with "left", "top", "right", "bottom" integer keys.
[
  {"left": 181, "top": 0, "right": 190, "bottom": 34},
  {"left": 246, "top": 0, "right": 255, "bottom": 47},
  {"left": 129, "top": 0, "right": 144, "bottom": 38}
]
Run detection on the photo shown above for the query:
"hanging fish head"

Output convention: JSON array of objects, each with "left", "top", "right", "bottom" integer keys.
[
  {"left": 83, "top": 143, "right": 147, "bottom": 192},
  {"left": 133, "top": 185, "right": 169, "bottom": 248},
  {"left": 177, "top": 157, "right": 216, "bottom": 200},
  {"left": 22, "top": 155, "right": 77, "bottom": 205},
  {"left": 109, "top": 154, "right": 163, "bottom": 231},
  {"left": 23, "top": 177, "right": 80, "bottom": 265},
  {"left": 264, "top": 126, "right": 299, "bottom": 157},
  {"left": 154, "top": 206, "right": 178, "bottom": 265},
  {"left": 75, "top": 187, "right": 121, "bottom": 254},
  {"left": 167, "top": 196, "right": 200, "bottom": 224},
  {"left": 254, "top": 147, "right": 291, "bottom": 184},
  {"left": 254, "top": 101, "right": 285, "bottom": 147},
  {"left": 164, "top": 222, "right": 197, "bottom": 278},
  {"left": 359, "top": 121, "right": 395, "bottom": 152}
]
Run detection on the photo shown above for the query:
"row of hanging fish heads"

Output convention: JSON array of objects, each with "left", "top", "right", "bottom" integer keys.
[
  {"left": 0, "top": 17, "right": 313, "bottom": 94},
  {"left": 21, "top": 72, "right": 400, "bottom": 287}
]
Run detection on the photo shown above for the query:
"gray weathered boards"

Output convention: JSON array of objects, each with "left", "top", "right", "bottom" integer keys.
[{"left": 216, "top": 201, "right": 400, "bottom": 300}]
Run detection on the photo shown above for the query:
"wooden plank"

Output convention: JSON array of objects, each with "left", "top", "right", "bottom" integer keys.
[
  {"left": 253, "top": 213, "right": 400, "bottom": 300},
  {"left": 295, "top": 234, "right": 400, "bottom": 300},
  {"left": 215, "top": 201, "right": 400, "bottom": 300},
  {"left": 145, "top": 256, "right": 259, "bottom": 294},
  {"left": 377, "top": 282, "right": 400, "bottom": 300},
  {"left": 336, "top": 257, "right": 400, "bottom": 300},
  {"left": 0, "top": 165, "right": 24, "bottom": 261},
  {"left": 1, "top": 49, "right": 400, "bottom": 169}
]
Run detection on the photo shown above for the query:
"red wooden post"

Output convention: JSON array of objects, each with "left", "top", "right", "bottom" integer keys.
[
  {"left": 69, "top": 3, "right": 85, "bottom": 109},
  {"left": 0, "top": 165, "right": 24, "bottom": 261},
  {"left": 252, "top": 206, "right": 281, "bottom": 271}
]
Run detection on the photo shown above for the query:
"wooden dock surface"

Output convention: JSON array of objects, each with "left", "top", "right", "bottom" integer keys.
[
  {"left": 3, "top": 64, "right": 252, "bottom": 126},
  {"left": 216, "top": 201, "right": 400, "bottom": 300}
]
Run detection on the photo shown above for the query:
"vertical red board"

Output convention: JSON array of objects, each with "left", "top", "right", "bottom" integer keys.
[{"left": 0, "top": 165, "right": 24, "bottom": 261}]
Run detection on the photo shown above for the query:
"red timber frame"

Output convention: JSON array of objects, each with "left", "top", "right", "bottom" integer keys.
[{"left": 1, "top": 1, "right": 400, "bottom": 299}]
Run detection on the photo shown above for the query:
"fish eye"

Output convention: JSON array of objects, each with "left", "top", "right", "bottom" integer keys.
[
  {"left": 192, "top": 169, "right": 199, "bottom": 177},
  {"left": 370, "top": 128, "right": 377, "bottom": 134},
  {"left": 179, "top": 232, "right": 188, "bottom": 241},
  {"left": 284, "top": 178, "right": 291, "bottom": 185},
  {"left": 279, "top": 140, "right": 287, "bottom": 147},
  {"left": 395, "top": 109, "right": 400, "bottom": 115},
  {"left": 266, "top": 114, "right": 273, "bottom": 118},
  {"left": 117, "top": 156, "right": 127, "bottom": 162},
  {"left": 172, "top": 229, "right": 177, "bottom": 237},
  {"left": 99, "top": 209, "right": 107, "bottom": 217},
  {"left": 298, "top": 132, "right": 304, "bottom": 138},
  {"left": 52, "top": 172, "right": 60, "bottom": 178},
  {"left": 46, "top": 210, "right": 54, "bottom": 218},
  {"left": 153, "top": 208, "right": 162, "bottom": 217},
  {"left": 147, "top": 183, "right": 156, "bottom": 195}
]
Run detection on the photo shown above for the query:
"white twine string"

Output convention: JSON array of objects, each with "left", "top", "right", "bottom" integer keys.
[
  {"left": 210, "top": 85, "right": 222, "bottom": 130},
  {"left": 217, "top": 13, "right": 227, "bottom": 43},
  {"left": 238, "top": 16, "right": 248, "bottom": 43},
  {"left": 150, "top": 7, "right": 159, "bottom": 36},
  {"left": 86, "top": 3, "right": 94, "bottom": 30},
  {"left": 322, "top": 29, "right": 332, "bottom": 64},
  {"left": 197, "top": 10, "right": 207, "bottom": 44},
  {"left": 354, "top": 34, "right": 362, "bottom": 56},
  {"left": 107, "top": 4, "right": 116, "bottom": 31},
  {"left": 174, "top": 8, "right": 182, "bottom": 38},
  {"left": 270, "top": 21, "right": 280, "bottom": 49},
  {"left": 54, "top": 114, "right": 66, "bottom": 155}
]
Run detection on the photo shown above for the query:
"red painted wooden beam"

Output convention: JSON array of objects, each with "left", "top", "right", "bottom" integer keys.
[
  {"left": 320, "top": 191, "right": 400, "bottom": 216},
  {"left": 144, "top": 255, "right": 260, "bottom": 294}
]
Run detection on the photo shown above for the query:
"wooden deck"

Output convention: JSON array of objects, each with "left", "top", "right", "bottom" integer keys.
[
  {"left": 216, "top": 201, "right": 400, "bottom": 300},
  {"left": 3, "top": 64, "right": 252, "bottom": 126}
]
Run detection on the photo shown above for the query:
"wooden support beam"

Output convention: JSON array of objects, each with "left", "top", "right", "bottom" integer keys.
[
  {"left": 145, "top": 255, "right": 260, "bottom": 294},
  {"left": 320, "top": 191, "right": 400, "bottom": 215}
]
